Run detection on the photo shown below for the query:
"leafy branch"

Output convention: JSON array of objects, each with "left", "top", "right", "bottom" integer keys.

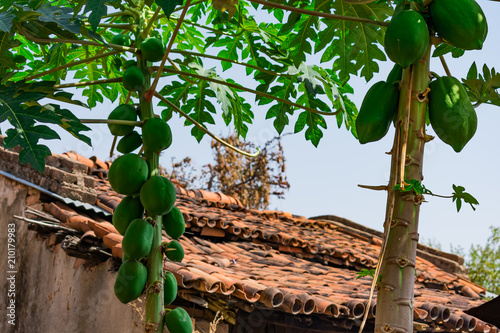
[
  {"left": 153, "top": 91, "right": 260, "bottom": 157},
  {"left": 160, "top": 68, "right": 341, "bottom": 117},
  {"left": 394, "top": 179, "right": 479, "bottom": 212}
]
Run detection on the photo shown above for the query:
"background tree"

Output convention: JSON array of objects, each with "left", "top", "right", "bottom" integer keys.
[{"left": 168, "top": 133, "right": 289, "bottom": 209}]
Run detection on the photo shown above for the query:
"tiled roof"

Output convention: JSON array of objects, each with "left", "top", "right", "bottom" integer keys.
[{"left": 1, "top": 142, "right": 497, "bottom": 333}]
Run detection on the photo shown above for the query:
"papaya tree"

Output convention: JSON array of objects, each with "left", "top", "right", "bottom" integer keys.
[{"left": 0, "top": 0, "right": 498, "bottom": 333}]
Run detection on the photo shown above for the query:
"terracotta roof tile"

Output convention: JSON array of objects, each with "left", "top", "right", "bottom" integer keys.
[{"left": 1, "top": 146, "right": 497, "bottom": 332}]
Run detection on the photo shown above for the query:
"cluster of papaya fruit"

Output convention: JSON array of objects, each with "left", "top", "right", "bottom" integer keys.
[
  {"left": 107, "top": 33, "right": 193, "bottom": 332},
  {"left": 356, "top": 0, "right": 485, "bottom": 152}
]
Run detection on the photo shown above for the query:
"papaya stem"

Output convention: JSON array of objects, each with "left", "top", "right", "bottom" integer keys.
[
  {"left": 153, "top": 92, "right": 261, "bottom": 158},
  {"left": 110, "top": 135, "right": 117, "bottom": 158},
  {"left": 248, "top": 0, "right": 389, "bottom": 27},
  {"left": 158, "top": 68, "right": 341, "bottom": 116},
  {"left": 439, "top": 55, "right": 452, "bottom": 77},
  {"left": 53, "top": 77, "right": 122, "bottom": 89},
  {"left": 79, "top": 119, "right": 144, "bottom": 126},
  {"left": 83, "top": 22, "right": 136, "bottom": 30},
  {"left": 17, "top": 24, "right": 139, "bottom": 53},
  {"left": 24, "top": 50, "right": 122, "bottom": 82},
  {"left": 145, "top": 0, "right": 192, "bottom": 102}
]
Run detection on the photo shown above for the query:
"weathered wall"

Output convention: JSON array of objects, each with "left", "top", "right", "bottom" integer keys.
[
  {"left": 0, "top": 176, "right": 145, "bottom": 333},
  {"left": 0, "top": 175, "right": 229, "bottom": 333}
]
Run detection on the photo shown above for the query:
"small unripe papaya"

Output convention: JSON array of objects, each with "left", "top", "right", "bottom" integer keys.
[
  {"left": 164, "top": 271, "right": 178, "bottom": 306},
  {"left": 140, "top": 37, "right": 165, "bottom": 62},
  {"left": 384, "top": 9, "right": 429, "bottom": 68},
  {"left": 355, "top": 81, "right": 399, "bottom": 144},
  {"left": 162, "top": 206, "right": 185, "bottom": 240},
  {"left": 117, "top": 131, "right": 142, "bottom": 154},
  {"left": 140, "top": 176, "right": 176, "bottom": 215},
  {"left": 108, "top": 154, "right": 148, "bottom": 195},
  {"left": 108, "top": 104, "right": 137, "bottom": 136},
  {"left": 428, "top": 76, "right": 477, "bottom": 152},
  {"left": 123, "top": 66, "right": 145, "bottom": 91},
  {"left": 114, "top": 260, "right": 147, "bottom": 304},
  {"left": 430, "top": 0, "right": 487, "bottom": 50},
  {"left": 113, "top": 195, "right": 144, "bottom": 235},
  {"left": 122, "top": 218, "right": 154, "bottom": 260},
  {"left": 142, "top": 117, "right": 172, "bottom": 152}
]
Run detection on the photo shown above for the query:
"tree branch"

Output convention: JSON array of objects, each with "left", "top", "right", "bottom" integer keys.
[
  {"left": 53, "top": 77, "right": 122, "bottom": 89},
  {"left": 249, "top": 0, "right": 389, "bottom": 27},
  {"left": 153, "top": 92, "right": 260, "bottom": 158}
]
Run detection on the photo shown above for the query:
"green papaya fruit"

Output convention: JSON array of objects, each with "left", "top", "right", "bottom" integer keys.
[
  {"left": 164, "top": 271, "right": 178, "bottom": 306},
  {"left": 164, "top": 307, "right": 193, "bottom": 333},
  {"left": 122, "top": 218, "right": 154, "bottom": 260},
  {"left": 430, "top": 0, "right": 487, "bottom": 50},
  {"left": 117, "top": 131, "right": 142, "bottom": 154},
  {"left": 108, "top": 153, "right": 148, "bottom": 195},
  {"left": 111, "top": 34, "right": 131, "bottom": 47},
  {"left": 113, "top": 195, "right": 144, "bottom": 235},
  {"left": 384, "top": 9, "right": 429, "bottom": 68},
  {"left": 108, "top": 104, "right": 137, "bottom": 136},
  {"left": 386, "top": 63, "right": 403, "bottom": 85},
  {"left": 123, "top": 60, "right": 137, "bottom": 69},
  {"left": 162, "top": 206, "right": 185, "bottom": 240},
  {"left": 356, "top": 81, "right": 399, "bottom": 144},
  {"left": 140, "top": 176, "right": 176, "bottom": 215},
  {"left": 165, "top": 240, "right": 184, "bottom": 262},
  {"left": 140, "top": 37, "right": 165, "bottom": 62},
  {"left": 114, "top": 260, "right": 147, "bottom": 304},
  {"left": 123, "top": 66, "right": 145, "bottom": 91},
  {"left": 428, "top": 76, "right": 477, "bottom": 152},
  {"left": 142, "top": 117, "right": 173, "bottom": 152}
]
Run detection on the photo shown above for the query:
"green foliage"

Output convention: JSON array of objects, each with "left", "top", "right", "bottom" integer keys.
[
  {"left": 452, "top": 184, "right": 479, "bottom": 212},
  {"left": 394, "top": 179, "right": 432, "bottom": 195},
  {"left": 467, "top": 226, "right": 500, "bottom": 294},
  {"left": 463, "top": 62, "right": 500, "bottom": 108},
  {"left": 0, "top": 80, "right": 90, "bottom": 172}
]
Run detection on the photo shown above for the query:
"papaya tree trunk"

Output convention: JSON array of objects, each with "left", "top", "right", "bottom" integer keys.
[
  {"left": 374, "top": 46, "right": 431, "bottom": 333},
  {"left": 138, "top": 55, "right": 164, "bottom": 332}
]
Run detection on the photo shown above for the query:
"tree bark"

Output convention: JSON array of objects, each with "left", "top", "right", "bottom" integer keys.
[{"left": 374, "top": 46, "right": 431, "bottom": 333}]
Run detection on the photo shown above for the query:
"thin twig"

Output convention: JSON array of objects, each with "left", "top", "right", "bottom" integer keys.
[
  {"left": 145, "top": 0, "right": 193, "bottom": 102},
  {"left": 249, "top": 0, "right": 389, "bottom": 27},
  {"left": 439, "top": 55, "right": 452, "bottom": 77},
  {"left": 153, "top": 92, "right": 260, "bottom": 158},
  {"left": 358, "top": 184, "right": 388, "bottom": 191},
  {"left": 53, "top": 77, "right": 122, "bottom": 89}
]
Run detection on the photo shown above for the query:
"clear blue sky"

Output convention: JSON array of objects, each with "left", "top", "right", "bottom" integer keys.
[{"left": 5, "top": 1, "right": 499, "bottom": 254}]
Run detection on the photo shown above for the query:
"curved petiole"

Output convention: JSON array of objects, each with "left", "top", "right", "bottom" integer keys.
[{"left": 153, "top": 91, "right": 260, "bottom": 158}]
